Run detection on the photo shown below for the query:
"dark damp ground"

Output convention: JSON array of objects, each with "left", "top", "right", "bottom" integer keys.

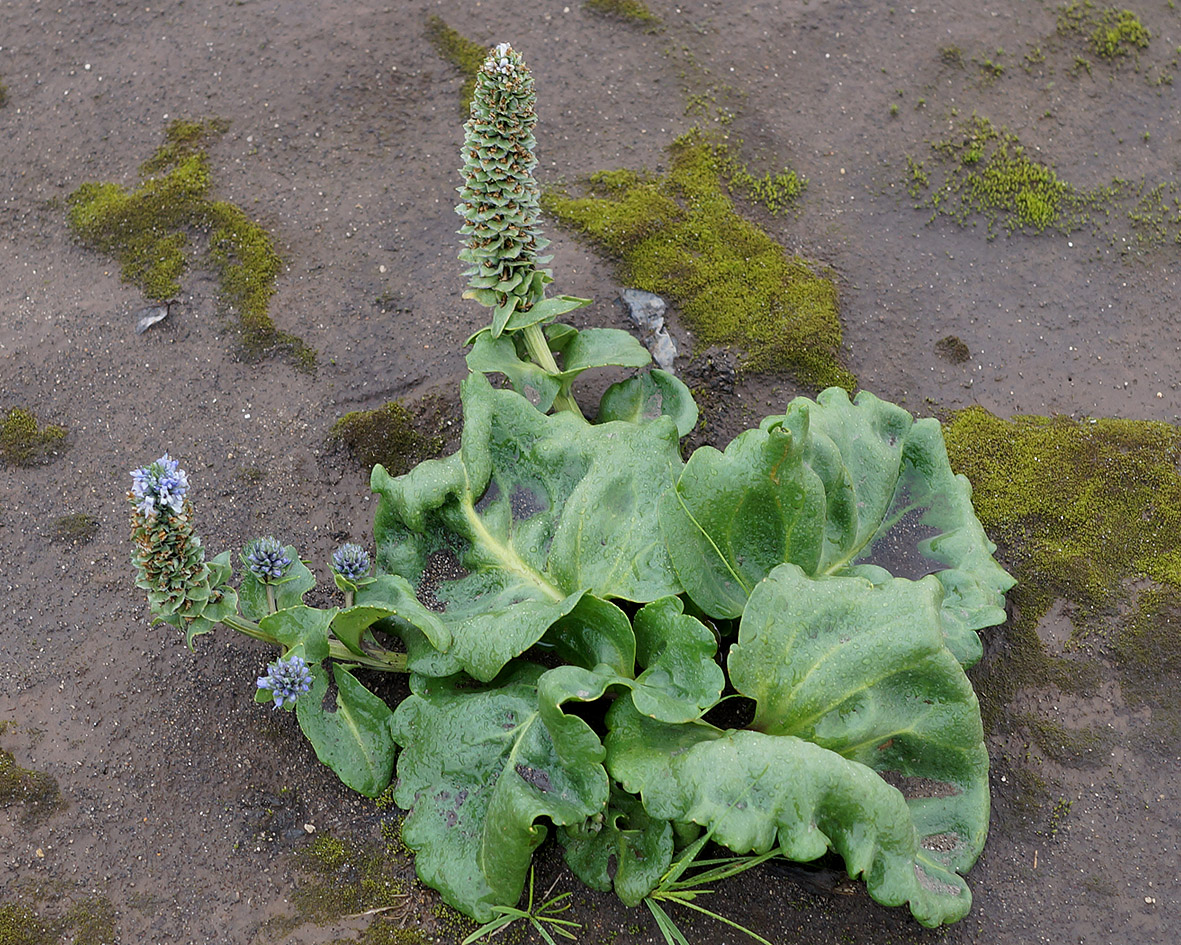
[{"left": 2, "top": 1, "right": 1179, "bottom": 943}]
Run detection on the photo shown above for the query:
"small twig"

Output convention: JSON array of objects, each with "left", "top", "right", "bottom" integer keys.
[{"left": 343, "top": 900, "right": 408, "bottom": 920}]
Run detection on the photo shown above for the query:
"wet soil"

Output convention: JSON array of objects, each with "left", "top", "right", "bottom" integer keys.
[{"left": 2, "top": 1, "right": 1179, "bottom": 943}]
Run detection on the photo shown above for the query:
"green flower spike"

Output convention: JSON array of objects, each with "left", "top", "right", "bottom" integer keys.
[
  {"left": 457, "top": 42, "right": 550, "bottom": 329},
  {"left": 456, "top": 42, "right": 591, "bottom": 416}
]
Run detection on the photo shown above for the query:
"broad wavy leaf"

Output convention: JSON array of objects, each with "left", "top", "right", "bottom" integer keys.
[
  {"left": 372, "top": 373, "right": 683, "bottom": 680},
  {"left": 661, "top": 387, "right": 1014, "bottom": 664}
]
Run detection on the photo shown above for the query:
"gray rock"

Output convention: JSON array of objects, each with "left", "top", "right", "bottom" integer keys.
[
  {"left": 649, "top": 328, "right": 678, "bottom": 372},
  {"left": 134, "top": 302, "right": 172, "bottom": 334},
  {"left": 619, "top": 288, "right": 666, "bottom": 332}
]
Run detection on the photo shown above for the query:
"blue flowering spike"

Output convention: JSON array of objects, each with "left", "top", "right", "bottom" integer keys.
[
  {"left": 332, "top": 543, "right": 371, "bottom": 583},
  {"left": 130, "top": 453, "right": 190, "bottom": 518},
  {"left": 256, "top": 654, "right": 314, "bottom": 709},
  {"left": 244, "top": 537, "right": 293, "bottom": 582}
]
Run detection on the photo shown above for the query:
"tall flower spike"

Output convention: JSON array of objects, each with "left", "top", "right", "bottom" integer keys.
[
  {"left": 456, "top": 42, "right": 551, "bottom": 326},
  {"left": 129, "top": 455, "right": 210, "bottom": 618}
]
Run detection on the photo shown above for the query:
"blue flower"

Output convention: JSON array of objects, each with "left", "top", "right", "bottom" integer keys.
[
  {"left": 256, "top": 654, "right": 314, "bottom": 709},
  {"left": 245, "top": 537, "right": 293, "bottom": 582},
  {"left": 130, "top": 453, "right": 189, "bottom": 518},
  {"left": 331, "top": 543, "right": 371, "bottom": 582}
]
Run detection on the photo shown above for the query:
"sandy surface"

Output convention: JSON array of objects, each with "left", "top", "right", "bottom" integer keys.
[{"left": 2, "top": 1, "right": 1179, "bottom": 942}]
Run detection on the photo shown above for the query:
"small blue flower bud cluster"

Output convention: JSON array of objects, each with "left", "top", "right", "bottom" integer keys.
[
  {"left": 332, "top": 543, "right": 371, "bottom": 582},
  {"left": 130, "top": 453, "right": 189, "bottom": 518},
  {"left": 256, "top": 655, "right": 314, "bottom": 709},
  {"left": 245, "top": 537, "right": 292, "bottom": 581}
]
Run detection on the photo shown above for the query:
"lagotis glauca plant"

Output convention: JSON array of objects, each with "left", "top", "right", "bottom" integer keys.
[{"left": 130, "top": 43, "right": 1014, "bottom": 942}]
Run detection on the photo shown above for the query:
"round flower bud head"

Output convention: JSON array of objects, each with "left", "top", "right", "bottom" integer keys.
[
  {"left": 130, "top": 453, "right": 189, "bottom": 518},
  {"left": 331, "top": 543, "right": 371, "bottom": 582},
  {"left": 256, "top": 655, "right": 314, "bottom": 709},
  {"left": 245, "top": 537, "right": 293, "bottom": 582}
]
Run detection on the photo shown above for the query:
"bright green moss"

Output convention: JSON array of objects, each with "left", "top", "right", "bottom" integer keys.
[
  {"left": 330, "top": 397, "right": 449, "bottom": 475},
  {"left": 1057, "top": 2, "right": 1151, "bottom": 60},
  {"left": 425, "top": 15, "right": 486, "bottom": 113},
  {"left": 584, "top": 0, "right": 661, "bottom": 27},
  {"left": 945, "top": 408, "right": 1181, "bottom": 756},
  {"left": 1, "top": 407, "right": 66, "bottom": 467},
  {"left": 66, "top": 118, "right": 314, "bottom": 370},
  {"left": 542, "top": 130, "right": 853, "bottom": 389}
]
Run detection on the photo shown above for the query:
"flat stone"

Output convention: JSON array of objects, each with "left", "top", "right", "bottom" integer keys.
[
  {"left": 134, "top": 302, "right": 172, "bottom": 334},
  {"left": 619, "top": 287, "right": 666, "bottom": 332}
]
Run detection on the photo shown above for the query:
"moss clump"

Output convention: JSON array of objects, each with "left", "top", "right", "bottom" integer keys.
[
  {"left": 0, "top": 77, "right": 8, "bottom": 108},
  {"left": 946, "top": 408, "right": 1181, "bottom": 761},
  {"left": 935, "top": 335, "right": 970, "bottom": 363},
  {"left": 1057, "top": 2, "right": 1150, "bottom": 60},
  {"left": 1, "top": 407, "right": 66, "bottom": 466},
  {"left": 584, "top": 0, "right": 661, "bottom": 27},
  {"left": 542, "top": 129, "right": 853, "bottom": 389},
  {"left": 425, "top": 16, "right": 486, "bottom": 113},
  {"left": 66, "top": 118, "right": 314, "bottom": 370},
  {"left": 0, "top": 904, "right": 56, "bottom": 945},
  {"left": 290, "top": 835, "right": 408, "bottom": 924},
  {"left": 51, "top": 513, "right": 100, "bottom": 545},
  {"left": 0, "top": 748, "right": 64, "bottom": 821},
  {"left": 945, "top": 408, "right": 1181, "bottom": 600},
  {"left": 916, "top": 115, "right": 1084, "bottom": 235},
  {"left": 330, "top": 397, "right": 450, "bottom": 475}
]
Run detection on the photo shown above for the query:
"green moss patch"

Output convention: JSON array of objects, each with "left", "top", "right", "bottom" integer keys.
[
  {"left": 0, "top": 895, "right": 115, "bottom": 945},
  {"left": 329, "top": 396, "right": 451, "bottom": 475},
  {"left": 425, "top": 16, "right": 486, "bottom": 113},
  {"left": 946, "top": 408, "right": 1181, "bottom": 756},
  {"left": 66, "top": 118, "right": 314, "bottom": 370},
  {"left": 584, "top": 0, "right": 661, "bottom": 27},
  {"left": 1, "top": 407, "right": 66, "bottom": 467},
  {"left": 542, "top": 130, "right": 853, "bottom": 389},
  {"left": 0, "top": 904, "right": 56, "bottom": 945},
  {"left": 0, "top": 748, "right": 64, "bottom": 821},
  {"left": 908, "top": 114, "right": 1181, "bottom": 246},
  {"left": 1057, "top": 2, "right": 1150, "bottom": 61}
]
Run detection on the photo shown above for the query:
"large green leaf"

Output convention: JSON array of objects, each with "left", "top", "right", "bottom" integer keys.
[
  {"left": 391, "top": 663, "right": 609, "bottom": 921},
  {"left": 259, "top": 605, "right": 397, "bottom": 797},
  {"left": 605, "top": 699, "right": 975, "bottom": 928},
  {"left": 466, "top": 332, "right": 561, "bottom": 412},
  {"left": 729, "top": 564, "right": 990, "bottom": 878},
  {"left": 661, "top": 387, "right": 1014, "bottom": 664},
  {"left": 372, "top": 373, "right": 684, "bottom": 681},
  {"left": 597, "top": 369, "right": 699, "bottom": 438}
]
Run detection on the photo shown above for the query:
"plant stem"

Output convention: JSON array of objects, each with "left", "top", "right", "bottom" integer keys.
[
  {"left": 219, "top": 613, "right": 408, "bottom": 673},
  {"left": 521, "top": 322, "right": 584, "bottom": 419}
]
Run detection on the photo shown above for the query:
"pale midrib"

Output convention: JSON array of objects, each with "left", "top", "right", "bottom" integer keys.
[{"left": 461, "top": 492, "right": 564, "bottom": 602}]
